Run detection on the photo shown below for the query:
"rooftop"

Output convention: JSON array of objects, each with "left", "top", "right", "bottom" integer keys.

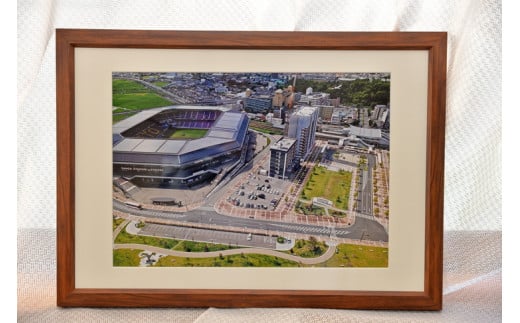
[
  {"left": 271, "top": 138, "right": 296, "bottom": 151},
  {"left": 347, "top": 126, "right": 382, "bottom": 139},
  {"left": 293, "top": 106, "right": 318, "bottom": 116}
]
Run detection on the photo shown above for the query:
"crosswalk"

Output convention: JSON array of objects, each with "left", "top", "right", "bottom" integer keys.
[
  {"left": 269, "top": 223, "right": 351, "bottom": 236},
  {"left": 353, "top": 212, "right": 376, "bottom": 221}
]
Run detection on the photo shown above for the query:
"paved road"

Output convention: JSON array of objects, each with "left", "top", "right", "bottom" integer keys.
[
  {"left": 362, "top": 108, "right": 370, "bottom": 128},
  {"left": 113, "top": 242, "right": 336, "bottom": 265},
  {"left": 114, "top": 200, "right": 388, "bottom": 242},
  {"left": 204, "top": 132, "right": 274, "bottom": 207},
  {"left": 113, "top": 219, "right": 130, "bottom": 241},
  {"left": 357, "top": 153, "right": 375, "bottom": 216},
  {"left": 139, "top": 223, "right": 277, "bottom": 249}
]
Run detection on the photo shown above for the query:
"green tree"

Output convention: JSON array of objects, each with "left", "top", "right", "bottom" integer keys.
[{"left": 309, "top": 236, "right": 318, "bottom": 250}]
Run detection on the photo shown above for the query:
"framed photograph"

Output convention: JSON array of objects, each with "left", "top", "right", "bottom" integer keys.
[{"left": 57, "top": 30, "right": 446, "bottom": 309}]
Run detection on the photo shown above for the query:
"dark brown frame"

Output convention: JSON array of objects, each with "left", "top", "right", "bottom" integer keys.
[{"left": 57, "top": 30, "right": 446, "bottom": 309}]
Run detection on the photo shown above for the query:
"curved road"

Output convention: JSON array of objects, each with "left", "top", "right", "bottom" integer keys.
[
  {"left": 114, "top": 200, "right": 388, "bottom": 242},
  {"left": 114, "top": 243, "right": 336, "bottom": 265}
]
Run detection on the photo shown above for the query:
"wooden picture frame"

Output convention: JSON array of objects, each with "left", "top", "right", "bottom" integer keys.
[{"left": 56, "top": 30, "right": 446, "bottom": 309}]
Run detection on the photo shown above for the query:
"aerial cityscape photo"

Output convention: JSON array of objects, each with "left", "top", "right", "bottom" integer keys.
[{"left": 112, "top": 72, "right": 390, "bottom": 268}]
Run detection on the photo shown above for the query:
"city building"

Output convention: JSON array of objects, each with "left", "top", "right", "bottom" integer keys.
[
  {"left": 272, "top": 89, "right": 284, "bottom": 108},
  {"left": 284, "top": 85, "right": 295, "bottom": 109},
  {"left": 298, "top": 92, "right": 338, "bottom": 106},
  {"left": 244, "top": 96, "right": 272, "bottom": 113},
  {"left": 287, "top": 106, "right": 319, "bottom": 161},
  {"left": 318, "top": 106, "right": 334, "bottom": 123},
  {"left": 330, "top": 110, "right": 342, "bottom": 125},
  {"left": 272, "top": 86, "right": 297, "bottom": 110},
  {"left": 269, "top": 138, "right": 296, "bottom": 179},
  {"left": 342, "top": 125, "right": 389, "bottom": 149},
  {"left": 371, "top": 105, "right": 389, "bottom": 128},
  {"left": 382, "top": 108, "right": 390, "bottom": 130}
]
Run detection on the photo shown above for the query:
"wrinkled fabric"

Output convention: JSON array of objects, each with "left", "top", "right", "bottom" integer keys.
[
  {"left": 18, "top": 229, "right": 501, "bottom": 322},
  {"left": 18, "top": 0, "right": 501, "bottom": 321}
]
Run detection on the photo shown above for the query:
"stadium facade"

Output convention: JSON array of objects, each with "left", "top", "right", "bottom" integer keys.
[{"left": 112, "top": 106, "right": 249, "bottom": 187}]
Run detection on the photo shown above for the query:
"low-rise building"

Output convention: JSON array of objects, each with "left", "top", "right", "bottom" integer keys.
[
  {"left": 244, "top": 96, "right": 272, "bottom": 113},
  {"left": 318, "top": 105, "right": 334, "bottom": 123}
]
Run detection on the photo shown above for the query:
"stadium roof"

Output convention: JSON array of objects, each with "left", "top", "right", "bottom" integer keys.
[
  {"left": 113, "top": 106, "right": 169, "bottom": 135},
  {"left": 113, "top": 106, "right": 249, "bottom": 166}
]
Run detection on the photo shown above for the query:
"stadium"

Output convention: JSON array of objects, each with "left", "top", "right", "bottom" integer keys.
[{"left": 113, "top": 106, "right": 250, "bottom": 188}]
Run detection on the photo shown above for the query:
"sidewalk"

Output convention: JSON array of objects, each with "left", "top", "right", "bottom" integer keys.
[{"left": 113, "top": 243, "right": 337, "bottom": 265}]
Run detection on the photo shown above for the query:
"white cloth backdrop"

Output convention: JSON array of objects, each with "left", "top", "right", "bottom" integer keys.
[{"left": 17, "top": 0, "right": 501, "bottom": 321}]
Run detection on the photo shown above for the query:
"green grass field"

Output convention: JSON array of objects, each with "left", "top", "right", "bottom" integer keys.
[
  {"left": 154, "top": 253, "right": 301, "bottom": 267},
  {"left": 113, "top": 225, "right": 387, "bottom": 268},
  {"left": 112, "top": 217, "right": 126, "bottom": 231},
  {"left": 113, "top": 92, "right": 172, "bottom": 110},
  {"left": 248, "top": 120, "right": 284, "bottom": 135},
  {"left": 169, "top": 128, "right": 208, "bottom": 139},
  {"left": 113, "top": 249, "right": 143, "bottom": 266},
  {"left": 172, "top": 240, "right": 238, "bottom": 253},
  {"left": 152, "top": 81, "right": 169, "bottom": 87},
  {"left": 300, "top": 166, "right": 352, "bottom": 210},
  {"left": 112, "top": 79, "right": 173, "bottom": 122},
  {"left": 113, "top": 243, "right": 387, "bottom": 267},
  {"left": 319, "top": 244, "right": 388, "bottom": 267}
]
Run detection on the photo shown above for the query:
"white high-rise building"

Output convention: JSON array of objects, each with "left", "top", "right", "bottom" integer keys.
[{"left": 287, "top": 106, "right": 319, "bottom": 161}]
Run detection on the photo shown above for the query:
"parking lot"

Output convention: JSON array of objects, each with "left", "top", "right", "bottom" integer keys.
[{"left": 226, "top": 172, "right": 291, "bottom": 214}]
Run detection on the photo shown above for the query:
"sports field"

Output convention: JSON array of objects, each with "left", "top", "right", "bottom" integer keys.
[
  {"left": 113, "top": 79, "right": 172, "bottom": 122},
  {"left": 300, "top": 166, "right": 352, "bottom": 210},
  {"left": 169, "top": 128, "right": 208, "bottom": 139}
]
